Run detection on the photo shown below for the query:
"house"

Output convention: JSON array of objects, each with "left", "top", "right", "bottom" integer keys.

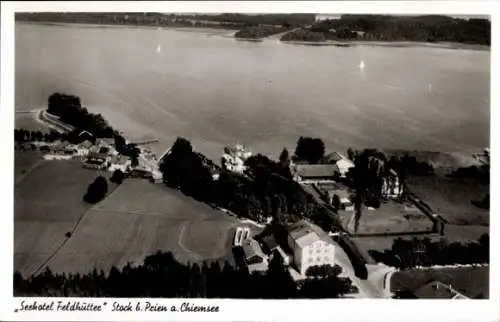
[
  {"left": 292, "top": 164, "right": 340, "bottom": 183},
  {"left": 381, "top": 169, "right": 404, "bottom": 199},
  {"left": 83, "top": 155, "right": 107, "bottom": 170},
  {"left": 414, "top": 281, "right": 469, "bottom": 299},
  {"left": 241, "top": 238, "right": 269, "bottom": 273},
  {"left": 221, "top": 144, "right": 252, "bottom": 174},
  {"left": 52, "top": 141, "right": 75, "bottom": 155},
  {"left": 323, "top": 152, "right": 355, "bottom": 178},
  {"left": 98, "top": 138, "right": 115, "bottom": 148},
  {"left": 287, "top": 220, "right": 336, "bottom": 275},
  {"left": 108, "top": 155, "right": 131, "bottom": 173},
  {"left": 151, "top": 170, "right": 163, "bottom": 184}
]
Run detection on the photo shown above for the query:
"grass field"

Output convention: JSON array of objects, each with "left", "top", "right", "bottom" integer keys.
[
  {"left": 14, "top": 150, "right": 44, "bottom": 181},
  {"left": 44, "top": 179, "right": 256, "bottom": 274},
  {"left": 406, "top": 175, "right": 489, "bottom": 226},
  {"left": 337, "top": 201, "right": 434, "bottom": 235},
  {"left": 14, "top": 158, "right": 117, "bottom": 277},
  {"left": 390, "top": 266, "right": 489, "bottom": 298},
  {"left": 15, "top": 113, "right": 50, "bottom": 132}
]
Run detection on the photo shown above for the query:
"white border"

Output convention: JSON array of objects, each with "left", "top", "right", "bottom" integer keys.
[{"left": 1, "top": 1, "right": 498, "bottom": 322}]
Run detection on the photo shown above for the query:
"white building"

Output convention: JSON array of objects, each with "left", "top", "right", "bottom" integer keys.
[
  {"left": 108, "top": 155, "right": 131, "bottom": 173},
  {"left": 315, "top": 14, "right": 341, "bottom": 22},
  {"left": 287, "top": 220, "right": 336, "bottom": 275},
  {"left": 323, "top": 152, "right": 355, "bottom": 178},
  {"left": 221, "top": 144, "right": 252, "bottom": 174}
]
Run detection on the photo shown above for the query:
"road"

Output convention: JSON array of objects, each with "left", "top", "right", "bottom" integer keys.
[{"left": 333, "top": 239, "right": 392, "bottom": 298}]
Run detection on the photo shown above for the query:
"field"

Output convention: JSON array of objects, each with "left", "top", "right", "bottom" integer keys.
[
  {"left": 14, "top": 150, "right": 44, "bottom": 181},
  {"left": 390, "top": 266, "right": 489, "bottom": 298},
  {"left": 14, "top": 159, "right": 111, "bottom": 277},
  {"left": 406, "top": 175, "right": 489, "bottom": 226},
  {"left": 15, "top": 112, "right": 50, "bottom": 132},
  {"left": 44, "top": 179, "right": 256, "bottom": 274},
  {"left": 337, "top": 201, "right": 434, "bottom": 235}
]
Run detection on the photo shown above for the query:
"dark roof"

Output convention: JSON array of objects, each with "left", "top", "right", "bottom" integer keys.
[
  {"left": 261, "top": 235, "right": 279, "bottom": 253},
  {"left": 294, "top": 164, "right": 339, "bottom": 179}
]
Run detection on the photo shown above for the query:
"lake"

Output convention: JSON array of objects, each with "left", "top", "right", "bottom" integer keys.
[{"left": 15, "top": 23, "right": 490, "bottom": 161}]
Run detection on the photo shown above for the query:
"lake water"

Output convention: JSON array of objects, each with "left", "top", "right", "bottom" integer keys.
[{"left": 15, "top": 23, "right": 490, "bottom": 161}]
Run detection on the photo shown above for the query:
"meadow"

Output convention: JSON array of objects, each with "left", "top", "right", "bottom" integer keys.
[
  {"left": 43, "top": 179, "right": 255, "bottom": 274},
  {"left": 14, "top": 160, "right": 108, "bottom": 277}
]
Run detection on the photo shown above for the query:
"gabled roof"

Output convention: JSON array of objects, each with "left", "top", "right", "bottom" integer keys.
[
  {"left": 294, "top": 164, "right": 339, "bottom": 178},
  {"left": 79, "top": 140, "right": 93, "bottom": 149},
  {"left": 324, "top": 152, "right": 344, "bottom": 163},
  {"left": 242, "top": 238, "right": 266, "bottom": 260},
  {"left": 288, "top": 220, "right": 333, "bottom": 248}
]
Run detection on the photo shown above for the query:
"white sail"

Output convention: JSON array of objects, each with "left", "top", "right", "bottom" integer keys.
[
  {"left": 359, "top": 60, "right": 365, "bottom": 70},
  {"left": 156, "top": 44, "right": 162, "bottom": 54}
]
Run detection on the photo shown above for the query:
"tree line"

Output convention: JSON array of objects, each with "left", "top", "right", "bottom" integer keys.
[
  {"left": 16, "top": 13, "right": 316, "bottom": 30},
  {"left": 159, "top": 137, "right": 341, "bottom": 232},
  {"left": 46, "top": 93, "right": 140, "bottom": 163},
  {"left": 234, "top": 25, "right": 290, "bottom": 39},
  {"left": 14, "top": 251, "right": 352, "bottom": 298},
  {"left": 368, "top": 233, "right": 489, "bottom": 269},
  {"left": 303, "top": 15, "right": 490, "bottom": 45},
  {"left": 15, "top": 128, "right": 61, "bottom": 144}
]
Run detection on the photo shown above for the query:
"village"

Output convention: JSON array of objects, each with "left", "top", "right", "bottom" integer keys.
[{"left": 14, "top": 105, "right": 490, "bottom": 299}]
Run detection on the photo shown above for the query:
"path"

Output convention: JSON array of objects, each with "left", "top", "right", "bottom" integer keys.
[
  {"left": 333, "top": 240, "right": 386, "bottom": 298},
  {"left": 267, "top": 27, "right": 301, "bottom": 40},
  {"left": 30, "top": 181, "right": 125, "bottom": 277}
]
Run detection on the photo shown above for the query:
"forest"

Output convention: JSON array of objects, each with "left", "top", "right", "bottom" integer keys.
[
  {"left": 14, "top": 251, "right": 353, "bottom": 298},
  {"left": 284, "top": 15, "right": 490, "bottom": 45}
]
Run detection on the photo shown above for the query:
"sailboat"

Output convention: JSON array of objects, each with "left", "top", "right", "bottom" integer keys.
[
  {"left": 156, "top": 44, "right": 162, "bottom": 54},
  {"left": 359, "top": 60, "right": 365, "bottom": 70}
]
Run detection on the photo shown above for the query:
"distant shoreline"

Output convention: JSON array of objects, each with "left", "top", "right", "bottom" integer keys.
[
  {"left": 16, "top": 20, "right": 237, "bottom": 33},
  {"left": 280, "top": 40, "right": 490, "bottom": 51},
  {"left": 18, "top": 21, "right": 489, "bottom": 51}
]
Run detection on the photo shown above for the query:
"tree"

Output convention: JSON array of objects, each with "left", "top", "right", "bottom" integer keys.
[
  {"left": 83, "top": 176, "right": 108, "bottom": 204},
  {"left": 279, "top": 148, "right": 291, "bottom": 168},
  {"left": 294, "top": 137, "right": 326, "bottom": 164},
  {"left": 331, "top": 194, "right": 341, "bottom": 211},
  {"left": 110, "top": 169, "right": 125, "bottom": 184},
  {"left": 347, "top": 148, "right": 355, "bottom": 161}
]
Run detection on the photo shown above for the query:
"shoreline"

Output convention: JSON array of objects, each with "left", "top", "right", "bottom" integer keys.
[
  {"left": 280, "top": 40, "right": 490, "bottom": 51},
  {"left": 18, "top": 21, "right": 489, "bottom": 51},
  {"left": 16, "top": 20, "right": 238, "bottom": 34}
]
